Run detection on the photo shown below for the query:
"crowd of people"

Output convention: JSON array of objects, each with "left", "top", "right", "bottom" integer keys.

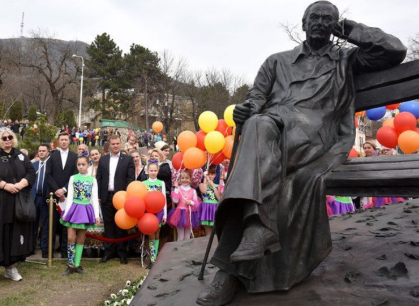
[
  {"left": 0, "top": 127, "right": 230, "bottom": 281},
  {"left": 58, "top": 124, "right": 168, "bottom": 149},
  {"left": 326, "top": 141, "right": 405, "bottom": 216},
  {"left": 0, "top": 122, "right": 407, "bottom": 281}
]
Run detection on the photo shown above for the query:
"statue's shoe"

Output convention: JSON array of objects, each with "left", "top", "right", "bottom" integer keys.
[
  {"left": 196, "top": 270, "right": 240, "bottom": 306},
  {"left": 230, "top": 222, "right": 281, "bottom": 263}
]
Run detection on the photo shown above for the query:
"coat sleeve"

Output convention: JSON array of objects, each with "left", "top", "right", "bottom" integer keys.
[
  {"left": 245, "top": 55, "right": 278, "bottom": 114},
  {"left": 126, "top": 156, "right": 135, "bottom": 185},
  {"left": 23, "top": 155, "right": 36, "bottom": 187},
  {"left": 46, "top": 152, "right": 60, "bottom": 192},
  {"left": 347, "top": 22, "right": 407, "bottom": 74}
]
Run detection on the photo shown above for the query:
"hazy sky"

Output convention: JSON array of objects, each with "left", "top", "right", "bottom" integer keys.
[{"left": 1, "top": 0, "right": 418, "bottom": 82}]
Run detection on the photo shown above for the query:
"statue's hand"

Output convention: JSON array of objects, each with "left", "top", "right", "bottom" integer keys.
[
  {"left": 233, "top": 101, "right": 260, "bottom": 125},
  {"left": 333, "top": 19, "right": 357, "bottom": 39}
]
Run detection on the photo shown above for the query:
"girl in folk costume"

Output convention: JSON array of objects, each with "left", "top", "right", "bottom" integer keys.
[
  {"left": 142, "top": 162, "right": 167, "bottom": 264},
  {"left": 168, "top": 169, "right": 200, "bottom": 241},
  {"left": 199, "top": 165, "right": 224, "bottom": 236},
  {"left": 60, "top": 156, "right": 100, "bottom": 276}
]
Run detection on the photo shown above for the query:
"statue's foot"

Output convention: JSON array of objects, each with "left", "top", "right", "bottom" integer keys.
[
  {"left": 196, "top": 270, "right": 240, "bottom": 306},
  {"left": 230, "top": 221, "right": 281, "bottom": 263}
]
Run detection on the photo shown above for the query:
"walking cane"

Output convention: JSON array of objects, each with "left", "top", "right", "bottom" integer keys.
[{"left": 198, "top": 123, "right": 242, "bottom": 280}]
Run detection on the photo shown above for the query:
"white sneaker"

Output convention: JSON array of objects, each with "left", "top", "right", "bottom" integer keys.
[{"left": 4, "top": 267, "right": 22, "bottom": 281}]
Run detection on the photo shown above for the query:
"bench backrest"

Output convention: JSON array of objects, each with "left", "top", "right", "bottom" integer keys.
[{"left": 355, "top": 59, "right": 419, "bottom": 111}]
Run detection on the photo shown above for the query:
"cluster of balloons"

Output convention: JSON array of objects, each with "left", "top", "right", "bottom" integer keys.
[
  {"left": 72, "top": 128, "right": 100, "bottom": 142},
  {"left": 172, "top": 105, "right": 236, "bottom": 170},
  {"left": 112, "top": 181, "right": 165, "bottom": 234},
  {"left": 376, "top": 101, "right": 419, "bottom": 154}
]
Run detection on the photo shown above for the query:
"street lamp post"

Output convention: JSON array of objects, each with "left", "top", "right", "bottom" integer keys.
[{"left": 72, "top": 54, "right": 84, "bottom": 128}]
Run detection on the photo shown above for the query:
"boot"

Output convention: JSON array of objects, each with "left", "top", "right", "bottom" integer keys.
[{"left": 149, "top": 240, "right": 156, "bottom": 263}]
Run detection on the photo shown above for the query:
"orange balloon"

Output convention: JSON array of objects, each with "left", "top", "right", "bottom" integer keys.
[
  {"left": 112, "top": 191, "right": 127, "bottom": 210},
  {"left": 355, "top": 111, "right": 365, "bottom": 117},
  {"left": 178, "top": 131, "right": 197, "bottom": 153},
  {"left": 398, "top": 130, "right": 419, "bottom": 154},
  {"left": 183, "top": 147, "right": 207, "bottom": 169},
  {"left": 222, "top": 135, "right": 234, "bottom": 159},
  {"left": 152, "top": 121, "right": 163, "bottom": 133},
  {"left": 382, "top": 117, "right": 395, "bottom": 129},
  {"left": 126, "top": 181, "right": 148, "bottom": 199},
  {"left": 115, "top": 208, "right": 138, "bottom": 230}
]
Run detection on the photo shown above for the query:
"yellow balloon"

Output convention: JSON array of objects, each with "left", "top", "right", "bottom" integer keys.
[
  {"left": 199, "top": 111, "right": 218, "bottom": 133},
  {"left": 204, "top": 131, "right": 225, "bottom": 154},
  {"left": 79, "top": 137, "right": 83, "bottom": 141},
  {"left": 224, "top": 104, "right": 236, "bottom": 127}
]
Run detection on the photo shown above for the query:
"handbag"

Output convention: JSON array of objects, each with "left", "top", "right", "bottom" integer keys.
[{"left": 15, "top": 189, "right": 36, "bottom": 223}]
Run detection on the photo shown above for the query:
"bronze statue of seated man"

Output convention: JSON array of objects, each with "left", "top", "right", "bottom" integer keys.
[{"left": 197, "top": 1, "right": 407, "bottom": 305}]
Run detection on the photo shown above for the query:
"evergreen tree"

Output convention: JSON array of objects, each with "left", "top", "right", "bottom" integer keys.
[
  {"left": 124, "top": 44, "right": 161, "bottom": 127},
  {"left": 0, "top": 100, "right": 5, "bottom": 120},
  {"left": 28, "top": 105, "right": 37, "bottom": 122},
  {"left": 9, "top": 100, "right": 23, "bottom": 121},
  {"left": 55, "top": 109, "right": 77, "bottom": 128},
  {"left": 86, "top": 33, "right": 126, "bottom": 120}
]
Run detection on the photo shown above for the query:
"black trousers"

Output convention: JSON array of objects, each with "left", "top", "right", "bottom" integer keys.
[{"left": 101, "top": 195, "right": 128, "bottom": 257}]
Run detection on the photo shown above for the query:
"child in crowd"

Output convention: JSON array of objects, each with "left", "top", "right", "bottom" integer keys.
[
  {"left": 326, "top": 195, "right": 356, "bottom": 215},
  {"left": 199, "top": 165, "right": 224, "bottom": 236},
  {"left": 168, "top": 169, "right": 200, "bottom": 241},
  {"left": 60, "top": 155, "right": 100, "bottom": 276},
  {"left": 142, "top": 162, "right": 167, "bottom": 265}
]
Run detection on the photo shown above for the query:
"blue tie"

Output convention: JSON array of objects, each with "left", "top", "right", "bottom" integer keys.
[{"left": 37, "top": 161, "right": 44, "bottom": 194}]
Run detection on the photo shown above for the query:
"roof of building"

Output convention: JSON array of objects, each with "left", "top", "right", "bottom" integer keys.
[{"left": 99, "top": 119, "right": 145, "bottom": 131}]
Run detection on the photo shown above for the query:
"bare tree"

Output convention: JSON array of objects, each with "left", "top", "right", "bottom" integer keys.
[
  {"left": 156, "top": 50, "right": 188, "bottom": 135},
  {"left": 2, "top": 30, "right": 82, "bottom": 123},
  {"left": 407, "top": 33, "right": 419, "bottom": 61}
]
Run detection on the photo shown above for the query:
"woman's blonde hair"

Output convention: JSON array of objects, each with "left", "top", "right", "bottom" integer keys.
[
  {"left": 0, "top": 128, "right": 18, "bottom": 149},
  {"left": 150, "top": 148, "right": 164, "bottom": 162}
]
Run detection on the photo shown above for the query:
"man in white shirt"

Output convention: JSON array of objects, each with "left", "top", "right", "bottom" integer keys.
[
  {"left": 45, "top": 132, "right": 78, "bottom": 258},
  {"left": 97, "top": 135, "right": 135, "bottom": 264}
]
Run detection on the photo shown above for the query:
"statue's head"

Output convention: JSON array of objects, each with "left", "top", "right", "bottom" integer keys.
[{"left": 302, "top": 1, "right": 339, "bottom": 47}]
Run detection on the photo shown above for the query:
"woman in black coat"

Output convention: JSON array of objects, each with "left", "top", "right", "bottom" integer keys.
[{"left": 0, "top": 128, "right": 36, "bottom": 281}]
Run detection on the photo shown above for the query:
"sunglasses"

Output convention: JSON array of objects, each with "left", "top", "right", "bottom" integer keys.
[{"left": 2, "top": 135, "right": 13, "bottom": 141}]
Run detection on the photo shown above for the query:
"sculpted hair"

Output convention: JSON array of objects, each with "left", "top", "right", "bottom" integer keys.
[{"left": 302, "top": 1, "right": 339, "bottom": 30}]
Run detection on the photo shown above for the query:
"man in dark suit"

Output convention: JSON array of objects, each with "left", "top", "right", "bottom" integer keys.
[
  {"left": 31, "top": 144, "right": 50, "bottom": 258},
  {"left": 45, "top": 132, "right": 78, "bottom": 258},
  {"left": 97, "top": 135, "right": 135, "bottom": 264}
]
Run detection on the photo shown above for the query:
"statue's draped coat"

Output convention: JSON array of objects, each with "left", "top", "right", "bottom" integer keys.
[{"left": 211, "top": 23, "right": 407, "bottom": 292}]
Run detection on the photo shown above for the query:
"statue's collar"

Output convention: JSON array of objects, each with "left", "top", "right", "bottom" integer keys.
[{"left": 291, "top": 41, "right": 339, "bottom": 63}]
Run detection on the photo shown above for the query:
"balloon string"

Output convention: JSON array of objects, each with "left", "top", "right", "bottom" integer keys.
[
  {"left": 189, "top": 205, "right": 194, "bottom": 239},
  {"left": 176, "top": 160, "right": 184, "bottom": 181},
  {"left": 206, "top": 153, "right": 212, "bottom": 169}
]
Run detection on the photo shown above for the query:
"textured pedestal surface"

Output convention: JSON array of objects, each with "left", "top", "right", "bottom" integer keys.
[{"left": 131, "top": 200, "right": 419, "bottom": 306}]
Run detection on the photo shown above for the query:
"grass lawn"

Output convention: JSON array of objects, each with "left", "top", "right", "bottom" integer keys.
[{"left": 0, "top": 259, "right": 148, "bottom": 306}]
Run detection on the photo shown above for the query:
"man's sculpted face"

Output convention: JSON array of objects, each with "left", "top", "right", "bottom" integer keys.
[{"left": 305, "top": 3, "right": 338, "bottom": 44}]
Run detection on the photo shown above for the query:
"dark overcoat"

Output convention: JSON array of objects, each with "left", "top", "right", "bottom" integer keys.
[
  {"left": 212, "top": 23, "right": 407, "bottom": 292},
  {"left": 0, "top": 148, "right": 36, "bottom": 263}
]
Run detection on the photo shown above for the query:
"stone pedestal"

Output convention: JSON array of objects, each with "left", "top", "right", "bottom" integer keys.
[{"left": 131, "top": 200, "right": 419, "bottom": 305}]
